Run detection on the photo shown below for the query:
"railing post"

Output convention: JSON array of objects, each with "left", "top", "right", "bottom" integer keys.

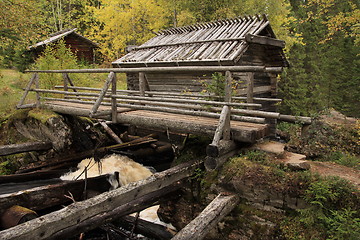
[
  {"left": 246, "top": 72, "right": 254, "bottom": 110},
  {"left": 111, "top": 73, "right": 117, "bottom": 123},
  {"left": 139, "top": 72, "right": 145, "bottom": 96},
  {"left": 17, "top": 73, "right": 38, "bottom": 108},
  {"left": 223, "top": 71, "right": 232, "bottom": 140},
  {"left": 62, "top": 73, "right": 69, "bottom": 99},
  {"left": 35, "top": 73, "right": 40, "bottom": 107},
  {"left": 90, "top": 71, "right": 115, "bottom": 117}
]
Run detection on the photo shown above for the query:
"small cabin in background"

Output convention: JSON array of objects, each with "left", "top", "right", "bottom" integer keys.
[
  {"left": 28, "top": 28, "right": 99, "bottom": 64},
  {"left": 112, "top": 15, "right": 288, "bottom": 134}
]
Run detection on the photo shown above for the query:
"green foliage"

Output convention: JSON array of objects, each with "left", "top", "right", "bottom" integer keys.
[
  {"left": 243, "top": 150, "right": 268, "bottom": 164},
  {"left": 32, "top": 40, "right": 107, "bottom": 90},
  {"left": 280, "top": 0, "right": 360, "bottom": 117},
  {"left": 201, "top": 72, "right": 226, "bottom": 99},
  {"left": 292, "top": 177, "right": 360, "bottom": 239}
]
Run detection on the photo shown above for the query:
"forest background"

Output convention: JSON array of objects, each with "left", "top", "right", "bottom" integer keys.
[{"left": 0, "top": 0, "right": 359, "bottom": 118}]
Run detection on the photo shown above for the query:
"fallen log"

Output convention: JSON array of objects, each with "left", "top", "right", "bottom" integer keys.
[
  {"left": 17, "top": 136, "right": 157, "bottom": 174},
  {"left": 0, "top": 174, "right": 115, "bottom": 217},
  {"left": 98, "top": 120, "right": 123, "bottom": 144},
  {"left": 0, "top": 169, "right": 67, "bottom": 184},
  {"left": 115, "top": 215, "right": 175, "bottom": 240},
  {"left": 0, "top": 159, "right": 202, "bottom": 239},
  {"left": 172, "top": 193, "right": 239, "bottom": 240},
  {"left": 0, "top": 142, "right": 52, "bottom": 156},
  {"left": 50, "top": 181, "right": 182, "bottom": 240}
]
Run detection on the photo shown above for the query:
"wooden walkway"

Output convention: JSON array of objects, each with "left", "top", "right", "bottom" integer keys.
[{"left": 44, "top": 101, "right": 268, "bottom": 143}]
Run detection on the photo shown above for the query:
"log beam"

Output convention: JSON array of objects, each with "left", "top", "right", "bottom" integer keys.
[
  {"left": 245, "top": 34, "right": 286, "bottom": 48},
  {"left": 0, "top": 142, "right": 52, "bottom": 156},
  {"left": 172, "top": 193, "right": 239, "bottom": 240}
]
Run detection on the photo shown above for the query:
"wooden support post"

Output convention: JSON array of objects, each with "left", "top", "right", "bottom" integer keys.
[
  {"left": 172, "top": 193, "right": 239, "bottom": 240},
  {"left": 17, "top": 73, "right": 38, "bottom": 108},
  {"left": 62, "top": 73, "right": 69, "bottom": 98},
  {"left": 246, "top": 72, "right": 254, "bottom": 110},
  {"left": 224, "top": 71, "right": 232, "bottom": 103},
  {"left": 212, "top": 106, "right": 231, "bottom": 147},
  {"left": 90, "top": 72, "right": 115, "bottom": 117},
  {"left": 35, "top": 73, "right": 40, "bottom": 107},
  {"left": 111, "top": 73, "right": 117, "bottom": 123},
  {"left": 139, "top": 72, "right": 146, "bottom": 96}
]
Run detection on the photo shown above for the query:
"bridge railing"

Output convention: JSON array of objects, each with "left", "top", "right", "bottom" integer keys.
[{"left": 19, "top": 66, "right": 311, "bottom": 127}]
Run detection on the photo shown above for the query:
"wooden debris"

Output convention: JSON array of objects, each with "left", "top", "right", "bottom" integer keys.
[
  {"left": 115, "top": 215, "right": 175, "bottom": 240},
  {"left": 0, "top": 174, "right": 115, "bottom": 217},
  {"left": 0, "top": 160, "right": 202, "bottom": 239},
  {"left": 0, "top": 142, "right": 52, "bottom": 156},
  {"left": 98, "top": 120, "right": 123, "bottom": 144},
  {"left": 172, "top": 193, "right": 239, "bottom": 240}
]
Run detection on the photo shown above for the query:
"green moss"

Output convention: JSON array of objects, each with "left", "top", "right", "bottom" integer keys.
[
  {"left": 28, "top": 108, "right": 58, "bottom": 124},
  {"left": 0, "top": 160, "right": 16, "bottom": 175}
]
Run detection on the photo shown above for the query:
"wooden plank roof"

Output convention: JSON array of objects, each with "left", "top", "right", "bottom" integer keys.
[
  {"left": 28, "top": 28, "right": 98, "bottom": 50},
  {"left": 113, "top": 15, "right": 286, "bottom": 66}
]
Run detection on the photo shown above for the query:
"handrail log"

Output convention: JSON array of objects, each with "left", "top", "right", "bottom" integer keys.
[
  {"left": 25, "top": 66, "right": 282, "bottom": 73},
  {"left": 31, "top": 88, "right": 262, "bottom": 108},
  {"left": 54, "top": 86, "right": 283, "bottom": 102}
]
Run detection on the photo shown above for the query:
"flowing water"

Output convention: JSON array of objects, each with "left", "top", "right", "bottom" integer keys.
[{"left": 61, "top": 154, "right": 173, "bottom": 228}]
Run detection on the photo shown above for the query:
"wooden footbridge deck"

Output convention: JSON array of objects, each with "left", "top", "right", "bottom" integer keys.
[{"left": 18, "top": 66, "right": 310, "bottom": 168}]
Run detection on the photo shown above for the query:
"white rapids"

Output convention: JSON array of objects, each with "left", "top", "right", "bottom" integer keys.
[{"left": 61, "top": 154, "right": 174, "bottom": 229}]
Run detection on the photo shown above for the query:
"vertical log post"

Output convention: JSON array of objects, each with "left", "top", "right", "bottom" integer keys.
[
  {"left": 17, "top": 73, "right": 38, "bottom": 108},
  {"left": 90, "top": 72, "right": 115, "bottom": 117},
  {"left": 139, "top": 72, "right": 146, "bottom": 96},
  {"left": 62, "top": 73, "right": 69, "bottom": 99},
  {"left": 224, "top": 71, "right": 232, "bottom": 140},
  {"left": 35, "top": 73, "right": 40, "bottom": 107},
  {"left": 111, "top": 73, "right": 117, "bottom": 123},
  {"left": 211, "top": 106, "right": 230, "bottom": 146},
  {"left": 246, "top": 72, "right": 254, "bottom": 110}
]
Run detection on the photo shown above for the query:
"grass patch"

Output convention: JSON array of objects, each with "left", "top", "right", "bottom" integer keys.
[{"left": 0, "top": 69, "right": 33, "bottom": 119}]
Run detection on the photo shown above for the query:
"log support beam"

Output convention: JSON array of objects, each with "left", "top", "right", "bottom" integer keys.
[{"left": 172, "top": 193, "right": 239, "bottom": 240}]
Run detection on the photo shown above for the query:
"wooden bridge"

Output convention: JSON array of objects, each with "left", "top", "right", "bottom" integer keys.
[{"left": 18, "top": 66, "right": 310, "bottom": 168}]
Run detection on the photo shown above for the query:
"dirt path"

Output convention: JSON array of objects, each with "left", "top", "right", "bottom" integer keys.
[{"left": 308, "top": 161, "right": 360, "bottom": 189}]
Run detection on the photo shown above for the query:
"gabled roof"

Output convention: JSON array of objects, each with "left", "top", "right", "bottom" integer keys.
[
  {"left": 113, "top": 15, "right": 287, "bottom": 67},
  {"left": 28, "top": 28, "right": 98, "bottom": 50}
]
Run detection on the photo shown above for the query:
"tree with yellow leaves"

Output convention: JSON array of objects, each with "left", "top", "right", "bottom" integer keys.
[{"left": 91, "top": 0, "right": 170, "bottom": 60}]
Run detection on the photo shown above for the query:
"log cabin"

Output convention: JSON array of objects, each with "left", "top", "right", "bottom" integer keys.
[
  {"left": 112, "top": 15, "right": 289, "bottom": 135},
  {"left": 28, "top": 28, "right": 99, "bottom": 64}
]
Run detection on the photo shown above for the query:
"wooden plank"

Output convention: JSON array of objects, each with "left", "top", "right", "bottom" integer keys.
[
  {"left": 0, "top": 142, "right": 52, "bottom": 156},
  {"left": 117, "top": 110, "right": 267, "bottom": 143},
  {"left": 0, "top": 160, "right": 202, "bottom": 240},
  {"left": 245, "top": 34, "right": 285, "bottom": 48},
  {"left": 172, "top": 193, "right": 239, "bottom": 240}
]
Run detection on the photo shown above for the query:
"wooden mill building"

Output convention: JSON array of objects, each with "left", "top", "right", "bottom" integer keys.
[
  {"left": 112, "top": 15, "right": 288, "bottom": 132},
  {"left": 28, "top": 28, "right": 99, "bottom": 63}
]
